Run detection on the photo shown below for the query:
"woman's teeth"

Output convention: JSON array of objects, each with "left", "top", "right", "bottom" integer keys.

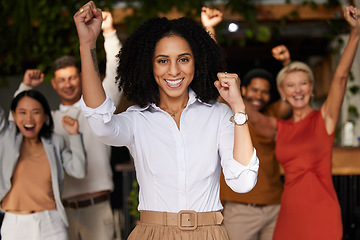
[
  {"left": 165, "top": 78, "right": 183, "bottom": 86},
  {"left": 24, "top": 124, "right": 35, "bottom": 130}
]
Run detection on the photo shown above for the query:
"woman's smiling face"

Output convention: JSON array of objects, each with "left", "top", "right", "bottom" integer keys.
[
  {"left": 12, "top": 96, "right": 46, "bottom": 140},
  {"left": 279, "top": 71, "right": 313, "bottom": 109},
  {"left": 152, "top": 35, "right": 195, "bottom": 100}
]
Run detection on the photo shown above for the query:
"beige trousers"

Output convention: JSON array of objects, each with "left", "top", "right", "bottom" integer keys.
[
  {"left": 223, "top": 202, "right": 280, "bottom": 240},
  {"left": 65, "top": 200, "right": 114, "bottom": 240}
]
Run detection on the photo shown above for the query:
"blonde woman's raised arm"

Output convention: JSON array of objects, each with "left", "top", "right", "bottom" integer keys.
[{"left": 322, "top": 5, "right": 360, "bottom": 134}]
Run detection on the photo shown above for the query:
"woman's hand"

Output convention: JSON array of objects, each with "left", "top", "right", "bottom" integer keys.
[
  {"left": 344, "top": 6, "right": 360, "bottom": 34},
  {"left": 73, "top": 1, "right": 103, "bottom": 47},
  {"left": 215, "top": 72, "right": 245, "bottom": 112},
  {"left": 201, "top": 7, "right": 223, "bottom": 29}
]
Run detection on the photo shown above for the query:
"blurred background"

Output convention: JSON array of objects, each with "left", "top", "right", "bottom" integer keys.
[{"left": 1, "top": 0, "right": 359, "bottom": 143}]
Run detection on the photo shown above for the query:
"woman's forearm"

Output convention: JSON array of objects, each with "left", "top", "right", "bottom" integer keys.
[{"left": 80, "top": 44, "right": 106, "bottom": 108}]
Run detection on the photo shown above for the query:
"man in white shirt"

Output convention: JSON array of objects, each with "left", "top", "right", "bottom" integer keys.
[{"left": 14, "top": 11, "right": 122, "bottom": 240}]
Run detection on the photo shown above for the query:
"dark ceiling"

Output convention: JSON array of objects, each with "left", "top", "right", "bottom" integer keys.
[
  {"left": 217, "top": 19, "right": 348, "bottom": 101},
  {"left": 219, "top": 19, "right": 347, "bottom": 76}
]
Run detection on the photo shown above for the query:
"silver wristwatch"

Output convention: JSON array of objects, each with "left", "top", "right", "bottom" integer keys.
[{"left": 230, "top": 112, "right": 248, "bottom": 126}]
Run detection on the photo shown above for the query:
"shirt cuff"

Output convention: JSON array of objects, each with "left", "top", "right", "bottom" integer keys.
[
  {"left": 102, "top": 30, "right": 117, "bottom": 38},
  {"left": 19, "top": 83, "right": 32, "bottom": 90},
  {"left": 223, "top": 148, "right": 259, "bottom": 180},
  {"left": 14, "top": 83, "right": 32, "bottom": 97},
  {"left": 80, "top": 94, "right": 116, "bottom": 123}
]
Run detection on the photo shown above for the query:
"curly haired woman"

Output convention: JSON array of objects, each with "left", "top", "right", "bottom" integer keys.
[{"left": 73, "top": 1, "right": 259, "bottom": 239}]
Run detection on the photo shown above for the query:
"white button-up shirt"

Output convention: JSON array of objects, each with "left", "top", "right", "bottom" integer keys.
[{"left": 80, "top": 89, "right": 259, "bottom": 213}]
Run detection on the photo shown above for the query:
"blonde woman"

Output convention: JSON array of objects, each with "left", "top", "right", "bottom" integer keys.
[{"left": 244, "top": 6, "right": 360, "bottom": 239}]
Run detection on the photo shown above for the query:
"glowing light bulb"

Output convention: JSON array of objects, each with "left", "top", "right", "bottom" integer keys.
[{"left": 228, "top": 23, "right": 239, "bottom": 32}]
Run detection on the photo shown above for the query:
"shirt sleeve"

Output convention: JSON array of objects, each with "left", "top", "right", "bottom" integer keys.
[
  {"left": 14, "top": 83, "right": 32, "bottom": 97},
  {"left": 80, "top": 94, "right": 133, "bottom": 147},
  {"left": 102, "top": 30, "right": 123, "bottom": 107},
  {"left": 61, "top": 134, "right": 87, "bottom": 179},
  {"left": 80, "top": 94, "right": 116, "bottom": 124},
  {"left": 222, "top": 149, "right": 259, "bottom": 193}
]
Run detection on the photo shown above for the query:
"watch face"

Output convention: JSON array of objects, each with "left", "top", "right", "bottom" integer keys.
[{"left": 234, "top": 113, "right": 247, "bottom": 125}]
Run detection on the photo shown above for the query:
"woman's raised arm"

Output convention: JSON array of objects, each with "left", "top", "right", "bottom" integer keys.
[
  {"left": 322, "top": 6, "right": 360, "bottom": 134},
  {"left": 73, "top": 1, "right": 106, "bottom": 108}
]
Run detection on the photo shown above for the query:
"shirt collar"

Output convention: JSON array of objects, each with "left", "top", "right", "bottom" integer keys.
[
  {"left": 126, "top": 88, "right": 214, "bottom": 113},
  {"left": 59, "top": 100, "right": 81, "bottom": 112}
]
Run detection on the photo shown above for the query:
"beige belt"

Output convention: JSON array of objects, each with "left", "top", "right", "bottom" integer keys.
[{"left": 140, "top": 210, "right": 223, "bottom": 230}]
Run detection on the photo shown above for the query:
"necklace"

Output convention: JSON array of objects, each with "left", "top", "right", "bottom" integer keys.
[{"left": 163, "top": 104, "right": 187, "bottom": 118}]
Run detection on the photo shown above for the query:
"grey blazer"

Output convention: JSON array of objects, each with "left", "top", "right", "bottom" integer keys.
[{"left": 0, "top": 107, "right": 86, "bottom": 226}]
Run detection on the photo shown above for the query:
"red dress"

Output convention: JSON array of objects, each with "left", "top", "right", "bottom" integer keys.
[{"left": 273, "top": 110, "right": 342, "bottom": 240}]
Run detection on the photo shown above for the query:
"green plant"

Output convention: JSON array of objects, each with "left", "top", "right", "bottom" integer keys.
[
  {"left": 227, "top": 0, "right": 272, "bottom": 43},
  {"left": 0, "top": 0, "right": 112, "bottom": 81},
  {"left": 128, "top": 179, "right": 140, "bottom": 219},
  {"left": 346, "top": 72, "right": 360, "bottom": 124},
  {"left": 123, "top": 0, "right": 217, "bottom": 34},
  {"left": 1, "top": 0, "right": 344, "bottom": 83}
]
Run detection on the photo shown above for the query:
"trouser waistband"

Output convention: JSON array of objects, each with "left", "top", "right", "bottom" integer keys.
[
  {"left": 4, "top": 210, "right": 56, "bottom": 220},
  {"left": 62, "top": 192, "right": 109, "bottom": 209},
  {"left": 140, "top": 210, "right": 223, "bottom": 230}
]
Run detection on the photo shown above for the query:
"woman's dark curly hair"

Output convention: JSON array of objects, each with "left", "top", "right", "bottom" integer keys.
[
  {"left": 11, "top": 90, "right": 54, "bottom": 139},
  {"left": 116, "top": 17, "right": 226, "bottom": 107}
]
